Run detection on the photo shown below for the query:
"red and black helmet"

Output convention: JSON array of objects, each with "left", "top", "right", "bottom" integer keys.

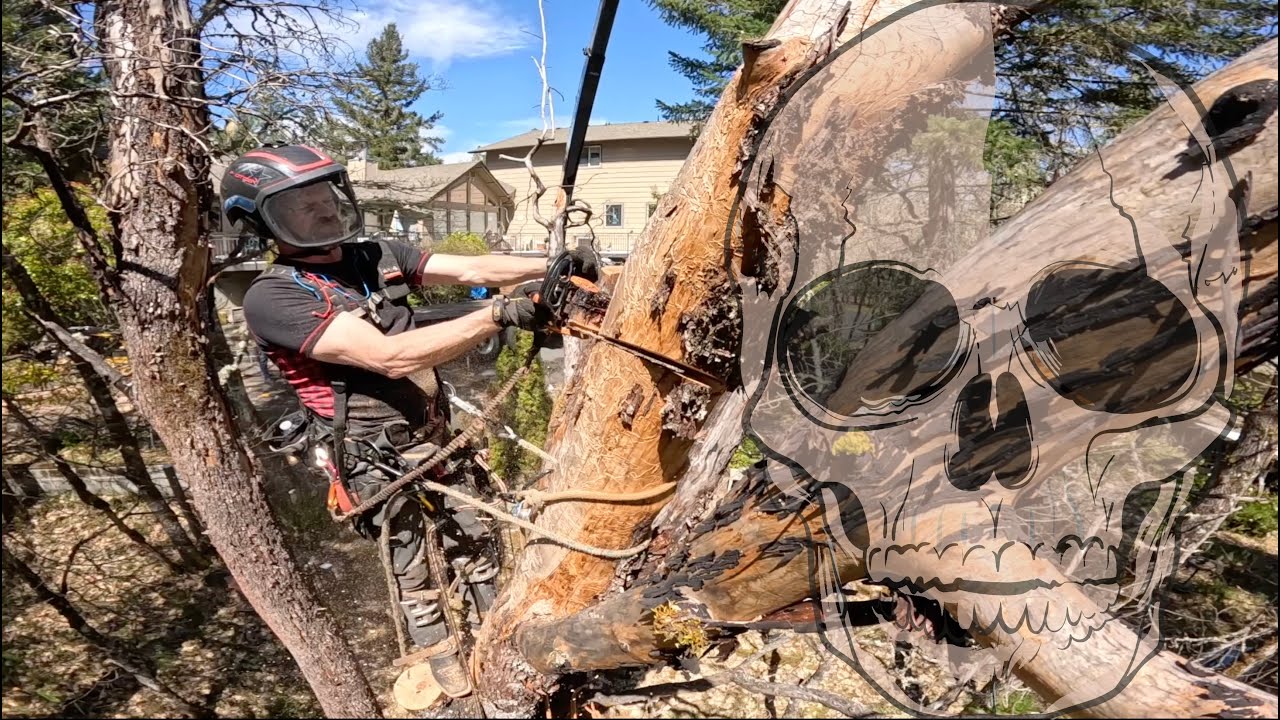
[{"left": 220, "top": 144, "right": 363, "bottom": 249}]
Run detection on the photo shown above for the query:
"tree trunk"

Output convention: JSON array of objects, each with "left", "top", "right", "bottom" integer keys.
[
  {"left": 476, "top": 0, "right": 956, "bottom": 712},
  {"left": 2, "top": 251, "right": 207, "bottom": 569},
  {"left": 1, "top": 543, "right": 210, "bottom": 716},
  {"left": 58, "top": 0, "right": 384, "bottom": 715},
  {"left": 205, "top": 285, "right": 264, "bottom": 431},
  {"left": 476, "top": 0, "right": 1278, "bottom": 714},
  {"left": 3, "top": 396, "right": 185, "bottom": 574}
]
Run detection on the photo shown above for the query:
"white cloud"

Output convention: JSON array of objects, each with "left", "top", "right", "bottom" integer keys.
[
  {"left": 441, "top": 151, "right": 478, "bottom": 164},
  {"left": 348, "top": 1, "right": 530, "bottom": 67},
  {"left": 423, "top": 124, "right": 453, "bottom": 140}
]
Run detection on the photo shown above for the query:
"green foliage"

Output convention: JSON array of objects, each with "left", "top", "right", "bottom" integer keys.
[
  {"left": 963, "top": 686, "right": 1043, "bottom": 715},
  {"left": 984, "top": 119, "right": 1048, "bottom": 221},
  {"left": 648, "top": 0, "right": 787, "bottom": 123},
  {"left": 2, "top": 188, "right": 111, "bottom": 356},
  {"left": 994, "top": 0, "right": 1276, "bottom": 179},
  {"left": 994, "top": 689, "right": 1042, "bottom": 715},
  {"left": 414, "top": 232, "right": 490, "bottom": 305},
  {"left": 489, "top": 331, "right": 553, "bottom": 483},
  {"left": 325, "top": 23, "right": 443, "bottom": 169},
  {"left": 2, "top": 0, "right": 105, "bottom": 197},
  {"left": 0, "top": 360, "right": 62, "bottom": 395},
  {"left": 434, "top": 231, "right": 489, "bottom": 256},
  {"left": 728, "top": 435, "right": 763, "bottom": 469},
  {"left": 653, "top": 0, "right": 1276, "bottom": 211},
  {"left": 1226, "top": 496, "right": 1279, "bottom": 537}
]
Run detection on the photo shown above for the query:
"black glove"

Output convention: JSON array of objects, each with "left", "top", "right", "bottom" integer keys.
[
  {"left": 492, "top": 282, "right": 550, "bottom": 331},
  {"left": 567, "top": 245, "right": 600, "bottom": 282}
]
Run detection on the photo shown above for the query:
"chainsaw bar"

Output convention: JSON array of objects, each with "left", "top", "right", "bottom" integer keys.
[
  {"left": 562, "top": 319, "right": 724, "bottom": 390},
  {"left": 537, "top": 249, "right": 724, "bottom": 390}
]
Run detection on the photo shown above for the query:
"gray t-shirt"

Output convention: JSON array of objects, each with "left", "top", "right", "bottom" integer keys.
[{"left": 242, "top": 240, "right": 443, "bottom": 436}]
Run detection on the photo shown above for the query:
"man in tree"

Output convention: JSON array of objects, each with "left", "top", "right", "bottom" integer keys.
[{"left": 221, "top": 144, "right": 594, "bottom": 699}]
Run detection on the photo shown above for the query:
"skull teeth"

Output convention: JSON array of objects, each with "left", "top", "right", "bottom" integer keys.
[
  {"left": 929, "top": 594, "right": 1113, "bottom": 641},
  {"left": 1055, "top": 539, "right": 1119, "bottom": 581},
  {"left": 866, "top": 539, "right": 1119, "bottom": 588}
]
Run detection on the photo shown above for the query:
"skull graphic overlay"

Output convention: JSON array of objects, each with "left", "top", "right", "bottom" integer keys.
[{"left": 730, "top": 2, "right": 1242, "bottom": 714}]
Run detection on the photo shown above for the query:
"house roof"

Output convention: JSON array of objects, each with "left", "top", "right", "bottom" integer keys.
[
  {"left": 474, "top": 120, "right": 697, "bottom": 153},
  {"left": 356, "top": 160, "right": 478, "bottom": 207},
  {"left": 211, "top": 158, "right": 514, "bottom": 209}
]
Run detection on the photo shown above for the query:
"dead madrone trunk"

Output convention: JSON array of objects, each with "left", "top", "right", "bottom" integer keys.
[{"left": 475, "top": 0, "right": 1278, "bottom": 715}]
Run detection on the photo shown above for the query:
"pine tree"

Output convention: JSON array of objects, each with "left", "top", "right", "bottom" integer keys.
[
  {"left": 330, "top": 23, "right": 443, "bottom": 169},
  {"left": 2, "top": 0, "right": 105, "bottom": 197},
  {"left": 649, "top": 0, "right": 786, "bottom": 122},
  {"left": 651, "top": 0, "right": 1277, "bottom": 181}
]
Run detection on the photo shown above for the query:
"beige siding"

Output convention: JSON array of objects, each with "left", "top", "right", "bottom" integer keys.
[{"left": 485, "top": 137, "right": 692, "bottom": 252}]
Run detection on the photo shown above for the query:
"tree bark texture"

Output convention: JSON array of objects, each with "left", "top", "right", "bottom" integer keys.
[
  {"left": 480, "top": 3, "right": 1278, "bottom": 716},
  {"left": 475, "top": 0, "right": 988, "bottom": 713},
  {"left": 88, "top": 1, "right": 382, "bottom": 716}
]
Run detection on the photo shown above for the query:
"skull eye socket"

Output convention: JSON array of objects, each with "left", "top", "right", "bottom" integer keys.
[
  {"left": 1023, "top": 262, "right": 1201, "bottom": 414},
  {"left": 779, "top": 263, "right": 967, "bottom": 421}
]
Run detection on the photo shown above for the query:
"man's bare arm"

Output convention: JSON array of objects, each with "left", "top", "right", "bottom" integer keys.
[
  {"left": 311, "top": 309, "right": 499, "bottom": 379},
  {"left": 420, "top": 253, "right": 546, "bottom": 286}
]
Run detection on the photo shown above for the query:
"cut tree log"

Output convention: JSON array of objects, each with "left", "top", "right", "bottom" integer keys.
[
  {"left": 476, "top": 0, "right": 1009, "bottom": 714},
  {"left": 495, "top": 20, "right": 1277, "bottom": 720}
]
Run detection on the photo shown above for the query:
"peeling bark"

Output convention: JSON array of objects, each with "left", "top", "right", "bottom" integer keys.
[
  {"left": 50, "top": 0, "right": 386, "bottom": 715},
  {"left": 501, "top": 32, "right": 1279, "bottom": 720},
  {"left": 474, "top": 2, "right": 873, "bottom": 713}
]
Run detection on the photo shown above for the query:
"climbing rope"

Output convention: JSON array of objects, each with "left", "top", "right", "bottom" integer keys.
[
  {"left": 380, "top": 518, "right": 409, "bottom": 658},
  {"left": 515, "top": 481, "right": 678, "bottom": 511},
  {"left": 336, "top": 345, "right": 651, "bottom": 559},
  {"left": 414, "top": 477, "right": 650, "bottom": 560},
  {"left": 334, "top": 355, "right": 535, "bottom": 522}
]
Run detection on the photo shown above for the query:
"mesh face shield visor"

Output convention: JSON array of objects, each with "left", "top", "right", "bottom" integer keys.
[{"left": 261, "top": 173, "right": 362, "bottom": 249}]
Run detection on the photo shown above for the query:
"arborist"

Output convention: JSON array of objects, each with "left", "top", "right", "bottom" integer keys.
[{"left": 219, "top": 144, "right": 596, "bottom": 698}]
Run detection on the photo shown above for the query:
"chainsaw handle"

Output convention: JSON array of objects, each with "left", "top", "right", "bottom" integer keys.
[{"left": 538, "top": 250, "right": 576, "bottom": 317}]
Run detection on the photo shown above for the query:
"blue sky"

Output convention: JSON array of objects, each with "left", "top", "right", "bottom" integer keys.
[{"left": 338, "top": 0, "right": 707, "bottom": 162}]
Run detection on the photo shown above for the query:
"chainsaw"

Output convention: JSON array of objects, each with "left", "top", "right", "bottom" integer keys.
[{"left": 532, "top": 250, "right": 724, "bottom": 390}]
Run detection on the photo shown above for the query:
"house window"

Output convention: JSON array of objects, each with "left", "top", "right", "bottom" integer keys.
[
  {"left": 605, "top": 203, "right": 623, "bottom": 227},
  {"left": 580, "top": 145, "right": 602, "bottom": 168}
]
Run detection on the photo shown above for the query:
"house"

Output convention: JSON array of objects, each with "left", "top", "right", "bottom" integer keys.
[
  {"left": 476, "top": 121, "right": 697, "bottom": 253},
  {"left": 344, "top": 156, "right": 517, "bottom": 246}
]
